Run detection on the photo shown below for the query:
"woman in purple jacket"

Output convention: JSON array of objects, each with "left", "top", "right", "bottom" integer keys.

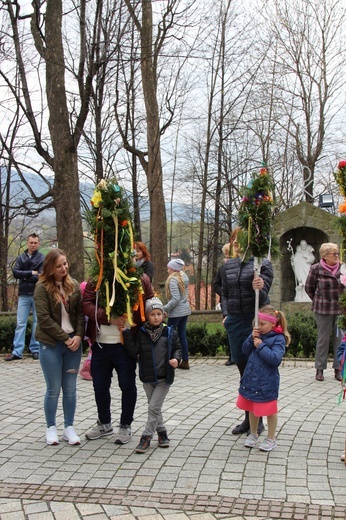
[{"left": 305, "top": 243, "right": 344, "bottom": 382}]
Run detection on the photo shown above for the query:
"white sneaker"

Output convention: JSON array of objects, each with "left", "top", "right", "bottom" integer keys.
[
  {"left": 46, "top": 426, "right": 59, "bottom": 445},
  {"left": 244, "top": 433, "right": 258, "bottom": 448},
  {"left": 62, "top": 426, "right": 81, "bottom": 445}
]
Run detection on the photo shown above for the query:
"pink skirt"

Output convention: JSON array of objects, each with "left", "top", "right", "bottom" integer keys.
[{"left": 236, "top": 394, "right": 278, "bottom": 417}]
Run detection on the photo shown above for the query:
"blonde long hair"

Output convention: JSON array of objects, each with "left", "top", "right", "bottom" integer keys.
[
  {"left": 39, "top": 249, "right": 75, "bottom": 304},
  {"left": 165, "top": 271, "right": 186, "bottom": 300}
]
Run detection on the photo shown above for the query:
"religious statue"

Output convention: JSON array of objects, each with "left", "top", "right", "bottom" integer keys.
[{"left": 287, "top": 239, "right": 315, "bottom": 302}]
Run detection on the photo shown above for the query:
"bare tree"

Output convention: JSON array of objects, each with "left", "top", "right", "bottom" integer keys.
[
  {"left": 0, "top": 0, "right": 106, "bottom": 279},
  {"left": 262, "top": 0, "right": 346, "bottom": 203},
  {"left": 117, "top": 0, "right": 197, "bottom": 286}
]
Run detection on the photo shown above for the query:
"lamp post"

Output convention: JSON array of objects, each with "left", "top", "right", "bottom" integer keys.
[{"left": 318, "top": 193, "right": 335, "bottom": 214}]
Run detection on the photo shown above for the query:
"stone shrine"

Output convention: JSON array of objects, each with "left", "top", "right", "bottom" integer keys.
[{"left": 270, "top": 201, "right": 339, "bottom": 313}]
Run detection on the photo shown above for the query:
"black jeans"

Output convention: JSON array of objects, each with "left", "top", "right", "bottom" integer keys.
[{"left": 91, "top": 342, "right": 137, "bottom": 425}]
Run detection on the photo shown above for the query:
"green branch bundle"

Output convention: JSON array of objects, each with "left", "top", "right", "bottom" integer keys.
[{"left": 238, "top": 166, "right": 279, "bottom": 260}]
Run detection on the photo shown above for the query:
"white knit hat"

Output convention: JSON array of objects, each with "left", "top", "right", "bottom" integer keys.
[{"left": 167, "top": 258, "right": 185, "bottom": 271}]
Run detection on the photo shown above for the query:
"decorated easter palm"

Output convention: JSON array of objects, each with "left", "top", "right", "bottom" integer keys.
[
  {"left": 334, "top": 160, "right": 346, "bottom": 406},
  {"left": 85, "top": 178, "right": 144, "bottom": 324},
  {"left": 238, "top": 164, "right": 279, "bottom": 325}
]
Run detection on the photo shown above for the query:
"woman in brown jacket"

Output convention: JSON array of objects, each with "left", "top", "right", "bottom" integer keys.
[{"left": 34, "top": 249, "right": 85, "bottom": 446}]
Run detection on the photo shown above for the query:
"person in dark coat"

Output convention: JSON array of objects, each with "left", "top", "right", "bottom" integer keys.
[
  {"left": 134, "top": 241, "right": 154, "bottom": 282},
  {"left": 122, "top": 297, "right": 182, "bottom": 454},
  {"left": 83, "top": 274, "right": 154, "bottom": 445},
  {"left": 6, "top": 233, "right": 45, "bottom": 361},
  {"left": 213, "top": 242, "right": 234, "bottom": 365},
  {"left": 221, "top": 228, "right": 273, "bottom": 435},
  {"left": 305, "top": 242, "right": 344, "bottom": 382}
]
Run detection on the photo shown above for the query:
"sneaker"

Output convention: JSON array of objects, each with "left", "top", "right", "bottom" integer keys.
[
  {"left": 341, "top": 451, "right": 345, "bottom": 461},
  {"left": 244, "top": 433, "right": 258, "bottom": 448},
  {"left": 158, "top": 430, "right": 170, "bottom": 448},
  {"left": 114, "top": 424, "right": 132, "bottom": 445},
  {"left": 135, "top": 435, "right": 151, "bottom": 453},
  {"left": 62, "top": 426, "right": 81, "bottom": 445},
  {"left": 85, "top": 421, "right": 113, "bottom": 440},
  {"left": 259, "top": 437, "right": 277, "bottom": 452},
  {"left": 46, "top": 426, "right": 59, "bottom": 445}
]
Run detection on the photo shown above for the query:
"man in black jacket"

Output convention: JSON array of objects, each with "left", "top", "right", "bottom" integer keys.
[
  {"left": 5, "top": 233, "right": 45, "bottom": 361},
  {"left": 213, "top": 242, "right": 234, "bottom": 366}
]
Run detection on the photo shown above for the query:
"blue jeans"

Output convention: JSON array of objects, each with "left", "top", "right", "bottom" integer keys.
[
  {"left": 12, "top": 295, "right": 40, "bottom": 357},
  {"left": 39, "top": 341, "right": 82, "bottom": 428},
  {"left": 167, "top": 315, "right": 189, "bottom": 361},
  {"left": 91, "top": 342, "right": 137, "bottom": 425}
]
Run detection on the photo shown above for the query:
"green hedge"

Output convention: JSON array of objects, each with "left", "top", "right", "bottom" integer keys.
[
  {"left": 0, "top": 312, "right": 330, "bottom": 358},
  {"left": 286, "top": 312, "right": 317, "bottom": 358},
  {"left": 186, "top": 312, "right": 329, "bottom": 359},
  {"left": 186, "top": 323, "right": 228, "bottom": 357},
  {"left": 0, "top": 315, "right": 33, "bottom": 353},
  {"left": 0, "top": 315, "right": 90, "bottom": 354}
]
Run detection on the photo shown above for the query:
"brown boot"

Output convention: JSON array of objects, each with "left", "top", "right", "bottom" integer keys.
[
  {"left": 315, "top": 369, "right": 324, "bottom": 381},
  {"left": 335, "top": 369, "right": 342, "bottom": 381},
  {"left": 178, "top": 360, "right": 190, "bottom": 370},
  {"left": 135, "top": 435, "right": 151, "bottom": 453}
]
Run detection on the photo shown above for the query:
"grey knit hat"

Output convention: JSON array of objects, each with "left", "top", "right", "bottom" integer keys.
[{"left": 145, "top": 297, "right": 164, "bottom": 317}]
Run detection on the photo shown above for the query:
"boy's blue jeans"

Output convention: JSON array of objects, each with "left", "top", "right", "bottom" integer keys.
[{"left": 39, "top": 341, "right": 82, "bottom": 428}]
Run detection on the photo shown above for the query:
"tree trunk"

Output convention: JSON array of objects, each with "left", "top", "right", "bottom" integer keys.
[
  {"left": 45, "top": 0, "right": 84, "bottom": 280},
  {"left": 140, "top": 0, "right": 168, "bottom": 287}
]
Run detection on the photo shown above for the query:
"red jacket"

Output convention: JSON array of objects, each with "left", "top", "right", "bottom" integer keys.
[{"left": 82, "top": 274, "right": 154, "bottom": 344}]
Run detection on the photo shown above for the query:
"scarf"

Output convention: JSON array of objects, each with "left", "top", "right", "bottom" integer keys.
[
  {"left": 136, "top": 258, "right": 145, "bottom": 268},
  {"left": 144, "top": 322, "right": 164, "bottom": 343},
  {"left": 320, "top": 258, "right": 340, "bottom": 277}
]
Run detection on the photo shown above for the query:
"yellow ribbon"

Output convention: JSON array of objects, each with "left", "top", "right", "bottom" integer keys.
[
  {"left": 248, "top": 216, "right": 252, "bottom": 245},
  {"left": 105, "top": 280, "right": 111, "bottom": 321},
  {"left": 126, "top": 295, "right": 135, "bottom": 326},
  {"left": 128, "top": 220, "right": 134, "bottom": 249},
  {"left": 109, "top": 214, "right": 119, "bottom": 307}
]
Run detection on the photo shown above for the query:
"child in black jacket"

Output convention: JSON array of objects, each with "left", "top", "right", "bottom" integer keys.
[{"left": 122, "top": 297, "right": 182, "bottom": 453}]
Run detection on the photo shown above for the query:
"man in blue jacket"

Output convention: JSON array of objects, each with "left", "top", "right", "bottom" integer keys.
[{"left": 5, "top": 233, "right": 45, "bottom": 361}]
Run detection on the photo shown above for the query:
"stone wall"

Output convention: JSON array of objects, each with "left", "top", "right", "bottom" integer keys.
[{"left": 270, "top": 202, "right": 339, "bottom": 310}]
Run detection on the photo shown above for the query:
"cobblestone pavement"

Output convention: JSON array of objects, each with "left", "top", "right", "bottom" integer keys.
[{"left": 0, "top": 356, "right": 345, "bottom": 519}]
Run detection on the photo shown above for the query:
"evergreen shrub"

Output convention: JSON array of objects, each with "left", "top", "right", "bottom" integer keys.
[
  {"left": 0, "top": 315, "right": 33, "bottom": 353},
  {"left": 186, "top": 322, "right": 228, "bottom": 357},
  {"left": 286, "top": 312, "right": 317, "bottom": 358}
]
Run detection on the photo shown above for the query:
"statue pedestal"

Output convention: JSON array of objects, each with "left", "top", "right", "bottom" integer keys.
[{"left": 294, "top": 284, "right": 311, "bottom": 303}]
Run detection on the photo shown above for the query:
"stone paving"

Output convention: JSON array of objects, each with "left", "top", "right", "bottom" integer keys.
[{"left": 0, "top": 356, "right": 345, "bottom": 519}]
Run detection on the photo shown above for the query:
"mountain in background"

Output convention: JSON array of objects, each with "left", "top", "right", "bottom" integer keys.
[{"left": 6, "top": 170, "right": 195, "bottom": 223}]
